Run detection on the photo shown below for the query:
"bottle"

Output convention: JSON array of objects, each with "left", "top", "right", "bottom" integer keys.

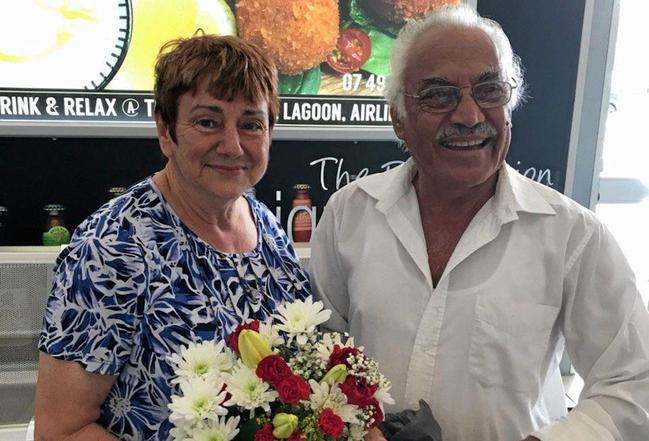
[
  {"left": 0, "top": 206, "right": 6, "bottom": 245},
  {"left": 42, "top": 204, "right": 70, "bottom": 246},
  {"left": 290, "top": 184, "right": 313, "bottom": 243}
]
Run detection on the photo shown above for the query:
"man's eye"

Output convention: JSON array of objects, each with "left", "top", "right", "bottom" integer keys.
[{"left": 421, "top": 88, "right": 456, "bottom": 105}]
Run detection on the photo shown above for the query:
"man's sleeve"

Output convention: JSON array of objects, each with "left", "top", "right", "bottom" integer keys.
[
  {"left": 533, "top": 221, "right": 649, "bottom": 440},
  {"left": 309, "top": 193, "right": 350, "bottom": 333}
]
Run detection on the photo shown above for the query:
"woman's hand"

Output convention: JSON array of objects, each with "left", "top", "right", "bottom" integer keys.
[{"left": 364, "top": 427, "right": 388, "bottom": 441}]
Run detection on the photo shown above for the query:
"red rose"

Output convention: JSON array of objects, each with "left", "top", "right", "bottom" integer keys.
[
  {"left": 287, "top": 430, "right": 304, "bottom": 441},
  {"left": 226, "top": 320, "right": 261, "bottom": 352},
  {"left": 365, "top": 398, "right": 384, "bottom": 428},
  {"left": 339, "top": 376, "right": 378, "bottom": 406},
  {"left": 328, "top": 344, "right": 360, "bottom": 368},
  {"left": 254, "top": 423, "right": 275, "bottom": 441},
  {"left": 276, "top": 374, "right": 310, "bottom": 404},
  {"left": 256, "top": 354, "right": 292, "bottom": 386},
  {"left": 318, "top": 407, "right": 345, "bottom": 439}
]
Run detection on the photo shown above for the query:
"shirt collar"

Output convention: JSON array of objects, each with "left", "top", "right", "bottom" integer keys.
[{"left": 356, "top": 158, "right": 556, "bottom": 218}]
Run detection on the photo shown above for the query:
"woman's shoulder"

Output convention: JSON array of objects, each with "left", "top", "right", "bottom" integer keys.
[{"left": 62, "top": 179, "right": 167, "bottom": 260}]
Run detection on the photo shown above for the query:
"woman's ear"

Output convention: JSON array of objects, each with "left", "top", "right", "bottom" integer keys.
[{"left": 155, "top": 112, "right": 174, "bottom": 159}]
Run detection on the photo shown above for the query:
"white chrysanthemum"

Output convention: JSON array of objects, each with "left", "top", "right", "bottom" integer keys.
[
  {"left": 315, "top": 332, "right": 359, "bottom": 364},
  {"left": 274, "top": 296, "right": 331, "bottom": 345},
  {"left": 225, "top": 362, "right": 278, "bottom": 412},
  {"left": 258, "top": 320, "right": 285, "bottom": 348},
  {"left": 309, "top": 380, "right": 360, "bottom": 424},
  {"left": 168, "top": 340, "right": 235, "bottom": 383},
  {"left": 188, "top": 416, "right": 241, "bottom": 441},
  {"left": 168, "top": 377, "right": 229, "bottom": 428}
]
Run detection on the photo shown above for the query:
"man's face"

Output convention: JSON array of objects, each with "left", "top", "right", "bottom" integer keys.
[
  {"left": 393, "top": 26, "right": 512, "bottom": 191},
  {"left": 156, "top": 79, "right": 270, "bottom": 203}
]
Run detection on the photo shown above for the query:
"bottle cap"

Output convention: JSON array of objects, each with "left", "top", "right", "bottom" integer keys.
[
  {"left": 108, "top": 187, "right": 127, "bottom": 197},
  {"left": 43, "top": 204, "right": 65, "bottom": 215},
  {"left": 293, "top": 183, "right": 311, "bottom": 191}
]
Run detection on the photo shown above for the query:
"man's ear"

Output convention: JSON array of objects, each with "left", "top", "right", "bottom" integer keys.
[
  {"left": 391, "top": 107, "right": 406, "bottom": 140},
  {"left": 154, "top": 112, "right": 174, "bottom": 159}
]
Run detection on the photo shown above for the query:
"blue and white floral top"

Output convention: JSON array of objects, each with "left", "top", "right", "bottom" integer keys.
[{"left": 39, "top": 178, "right": 311, "bottom": 440}]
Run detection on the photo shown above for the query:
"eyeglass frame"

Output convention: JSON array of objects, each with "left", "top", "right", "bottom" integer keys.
[{"left": 403, "top": 79, "right": 518, "bottom": 113}]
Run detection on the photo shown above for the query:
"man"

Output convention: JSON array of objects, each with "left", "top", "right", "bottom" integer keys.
[{"left": 309, "top": 4, "right": 649, "bottom": 441}]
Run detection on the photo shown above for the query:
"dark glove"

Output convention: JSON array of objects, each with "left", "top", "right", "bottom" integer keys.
[{"left": 379, "top": 399, "right": 442, "bottom": 441}]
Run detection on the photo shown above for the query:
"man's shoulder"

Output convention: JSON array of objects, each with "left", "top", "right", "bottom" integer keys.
[
  {"left": 328, "top": 161, "right": 410, "bottom": 207},
  {"left": 510, "top": 169, "right": 600, "bottom": 228}
]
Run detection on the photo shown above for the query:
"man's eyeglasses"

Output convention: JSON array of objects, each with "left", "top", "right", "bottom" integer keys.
[{"left": 403, "top": 80, "right": 516, "bottom": 113}]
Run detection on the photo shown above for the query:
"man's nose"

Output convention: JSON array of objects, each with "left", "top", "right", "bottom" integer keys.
[{"left": 448, "top": 89, "right": 486, "bottom": 127}]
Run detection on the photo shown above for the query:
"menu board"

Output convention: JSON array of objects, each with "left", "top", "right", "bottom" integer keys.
[{"left": 0, "top": 0, "right": 464, "bottom": 129}]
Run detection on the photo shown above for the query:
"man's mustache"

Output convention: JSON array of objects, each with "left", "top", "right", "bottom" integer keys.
[{"left": 436, "top": 123, "right": 498, "bottom": 141}]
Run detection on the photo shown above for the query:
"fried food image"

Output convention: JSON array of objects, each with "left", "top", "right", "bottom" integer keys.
[
  {"left": 362, "top": 0, "right": 461, "bottom": 25},
  {"left": 236, "top": 0, "right": 339, "bottom": 75}
]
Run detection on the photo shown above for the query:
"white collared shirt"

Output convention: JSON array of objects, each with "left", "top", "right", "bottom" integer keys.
[{"left": 309, "top": 158, "right": 649, "bottom": 441}]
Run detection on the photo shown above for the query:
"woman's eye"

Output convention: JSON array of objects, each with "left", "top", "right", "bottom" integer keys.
[
  {"left": 241, "top": 121, "right": 265, "bottom": 132},
  {"left": 195, "top": 118, "right": 218, "bottom": 130}
]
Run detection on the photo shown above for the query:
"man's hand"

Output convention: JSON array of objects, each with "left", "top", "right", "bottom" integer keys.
[{"left": 364, "top": 427, "right": 388, "bottom": 441}]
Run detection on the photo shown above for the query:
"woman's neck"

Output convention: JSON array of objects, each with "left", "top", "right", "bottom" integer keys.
[{"left": 152, "top": 167, "right": 257, "bottom": 253}]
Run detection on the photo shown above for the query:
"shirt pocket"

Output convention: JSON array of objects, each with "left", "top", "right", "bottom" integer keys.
[{"left": 469, "top": 298, "right": 559, "bottom": 393}]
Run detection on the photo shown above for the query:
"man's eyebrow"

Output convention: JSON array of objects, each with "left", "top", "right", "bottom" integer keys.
[
  {"left": 477, "top": 69, "right": 502, "bottom": 83},
  {"left": 417, "top": 69, "right": 504, "bottom": 90},
  {"left": 419, "top": 77, "right": 454, "bottom": 89}
]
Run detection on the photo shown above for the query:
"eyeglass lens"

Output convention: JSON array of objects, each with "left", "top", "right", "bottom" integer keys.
[{"left": 418, "top": 81, "right": 512, "bottom": 111}]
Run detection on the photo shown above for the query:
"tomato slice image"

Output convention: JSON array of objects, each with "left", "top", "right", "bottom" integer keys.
[{"left": 326, "top": 28, "right": 372, "bottom": 73}]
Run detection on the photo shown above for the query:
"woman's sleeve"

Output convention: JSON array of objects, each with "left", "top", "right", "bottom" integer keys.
[{"left": 38, "top": 224, "right": 146, "bottom": 376}]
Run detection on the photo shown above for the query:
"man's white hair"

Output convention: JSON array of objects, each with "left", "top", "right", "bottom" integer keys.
[{"left": 384, "top": 4, "right": 526, "bottom": 119}]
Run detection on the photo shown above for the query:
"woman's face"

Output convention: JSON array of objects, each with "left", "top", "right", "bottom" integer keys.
[{"left": 156, "top": 79, "right": 271, "bottom": 204}]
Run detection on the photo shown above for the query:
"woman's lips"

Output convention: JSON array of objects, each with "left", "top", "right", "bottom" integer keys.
[{"left": 206, "top": 164, "right": 246, "bottom": 175}]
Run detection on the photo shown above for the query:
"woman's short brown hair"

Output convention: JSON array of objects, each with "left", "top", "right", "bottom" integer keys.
[{"left": 154, "top": 34, "right": 279, "bottom": 141}]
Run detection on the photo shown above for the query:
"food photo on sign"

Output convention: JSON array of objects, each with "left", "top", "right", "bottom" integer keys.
[{"left": 0, "top": 0, "right": 461, "bottom": 96}]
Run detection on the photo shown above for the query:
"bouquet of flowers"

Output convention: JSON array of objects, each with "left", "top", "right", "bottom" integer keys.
[{"left": 167, "top": 296, "right": 394, "bottom": 441}]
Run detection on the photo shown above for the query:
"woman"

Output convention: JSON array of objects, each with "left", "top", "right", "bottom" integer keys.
[{"left": 35, "top": 35, "right": 310, "bottom": 440}]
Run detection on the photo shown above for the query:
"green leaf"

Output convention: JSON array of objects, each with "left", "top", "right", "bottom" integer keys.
[
  {"left": 279, "top": 73, "right": 304, "bottom": 95},
  {"left": 349, "top": 0, "right": 373, "bottom": 28},
  {"left": 348, "top": 0, "right": 402, "bottom": 37},
  {"left": 279, "top": 66, "right": 321, "bottom": 95},
  {"left": 233, "top": 418, "right": 262, "bottom": 441},
  {"left": 362, "top": 29, "right": 394, "bottom": 76},
  {"left": 299, "top": 66, "right": 321, "bottom": 95}
]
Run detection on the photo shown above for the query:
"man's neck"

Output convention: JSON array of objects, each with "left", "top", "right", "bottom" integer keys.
[{"left": 413, "top": 170, "right": 499, "bottom": 221}]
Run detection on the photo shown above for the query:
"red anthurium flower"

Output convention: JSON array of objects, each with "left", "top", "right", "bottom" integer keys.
[{"left": 226, "top": 320, "right": 261, "bottom": 353}]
